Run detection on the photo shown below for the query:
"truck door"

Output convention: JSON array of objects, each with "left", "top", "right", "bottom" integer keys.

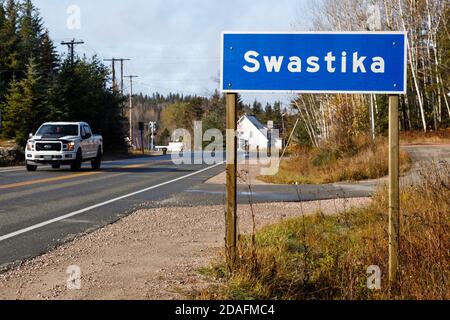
[
  {"left": 80, "top": 126, "right": 90, "bottom": 159},
  {"left": 82, "top": 125, "right": 95, "bottom": 158}
]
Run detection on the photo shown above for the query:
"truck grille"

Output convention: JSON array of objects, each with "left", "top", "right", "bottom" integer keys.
[{"left": 36, "top": 142, "right": 62, "bottom": 151}]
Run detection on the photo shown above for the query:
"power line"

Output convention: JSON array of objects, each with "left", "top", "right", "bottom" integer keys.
[
  {"left": 81, "top": 44, "right": 106, "bottom": 60},
  {"left": 61, "top": 39, "right": 84, "bottom": 65},
  {"left": 135, "top": 81, "right": 204, "bottom": 96}
]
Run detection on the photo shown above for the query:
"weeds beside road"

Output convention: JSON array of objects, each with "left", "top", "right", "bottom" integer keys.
[
  {"left": 260, "top": 137, "right": 411, "bottom": 184},
  {"left": 201, "top": 162, "right": 449, "bottom": 300},
  {"left": 401, "top": 128, "right": 450, "bottom": 145}
]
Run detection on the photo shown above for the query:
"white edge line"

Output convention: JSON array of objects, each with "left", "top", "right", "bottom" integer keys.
[
  {"left": 0, "top": 168, "right": 24, "bottom": 173},
  {"left": 0, "top": 162, "right": 225, "bottom": 242}
]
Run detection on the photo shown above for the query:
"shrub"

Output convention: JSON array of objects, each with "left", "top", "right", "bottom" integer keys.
[{"left": 260, "top": 136, "right": 411, "bottom": 184}]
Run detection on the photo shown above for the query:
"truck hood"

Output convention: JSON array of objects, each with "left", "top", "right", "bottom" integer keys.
[{"left": 32, "top": 135, "right": 78, "bottom": 141}]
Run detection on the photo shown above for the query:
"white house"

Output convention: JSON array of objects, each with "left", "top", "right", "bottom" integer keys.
[{"left": 237, "top": 115, "right": 282, "bottom": 151}]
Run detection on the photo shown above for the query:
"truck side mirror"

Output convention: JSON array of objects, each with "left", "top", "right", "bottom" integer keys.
[{"left": 29, "top": 133, "right": 33, "bottom": 138}]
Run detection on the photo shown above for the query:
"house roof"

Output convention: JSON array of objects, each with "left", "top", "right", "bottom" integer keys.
[{"left": 239, "top": 115, "right": 266, "bottom": 131}]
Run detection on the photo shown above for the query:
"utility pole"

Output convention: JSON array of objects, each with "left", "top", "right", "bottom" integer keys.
[
  {"left": 125, "top": 75, "right": 138, "bottom": 143},
  {"left": 61, "top": 39, "right": 84, "bottom": 65},
  {"left": 104, "top": 58, "right": 117, "bottom": 91},
  {"left": 119, "top": 59, "right": 130, "bottom": 95},
  {"left": 104, "top": 58, "right": 130, "bottom": 94},
  {"left": 116, "top": 59, "right": 130, "bottom": 95}
]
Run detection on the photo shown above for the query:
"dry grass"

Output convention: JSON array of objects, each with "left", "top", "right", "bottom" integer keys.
[
  {"left": 0, "top": 138, "right": 16, "bottom": 148},
  {"left": 401, "top": 129, "right": 450, "bottom": 145},
  {"left": 260, "top": 137, "right": 411, "bottom": 184},
  {"left": 200, "top": 162, "right": 449, "bottom": 300}
]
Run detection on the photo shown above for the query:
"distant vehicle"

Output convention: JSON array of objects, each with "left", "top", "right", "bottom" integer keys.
[
  {"left": 125, "top": 137, "right": 133, "bottom": 149},
  {"left": 155, "top": 142, "right": 184, "bottom": 155},
  {"left": 25, "top": 122, "right": 103, "bottom": 172}
]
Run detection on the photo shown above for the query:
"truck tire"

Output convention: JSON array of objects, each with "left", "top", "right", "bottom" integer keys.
[
  {"left": 71, "top": 149, "right": 82, "bottom": 171},
  {"left": 91, "top": 147, "right": 102, "bottom": 170},
  {"left": 26, "top": 162, "right": 37, "bottom": 172}
]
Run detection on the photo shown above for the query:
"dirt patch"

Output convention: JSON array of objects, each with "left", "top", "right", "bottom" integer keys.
[{"left": 0, "top": 199, "right": 371, "bottom": 300}]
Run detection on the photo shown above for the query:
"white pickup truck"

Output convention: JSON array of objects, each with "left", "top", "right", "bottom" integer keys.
[{"left": 25, "top": 122, "right": 103, "bottom": 172}]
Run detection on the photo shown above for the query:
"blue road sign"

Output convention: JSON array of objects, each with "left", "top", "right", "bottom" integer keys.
[{"left": 221, "top": 32, "right": 407, "bottom": 94}]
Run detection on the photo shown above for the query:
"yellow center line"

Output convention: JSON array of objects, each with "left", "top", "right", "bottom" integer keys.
[{"left": 0, "top": 163, "right": 150, "bottom": 190}]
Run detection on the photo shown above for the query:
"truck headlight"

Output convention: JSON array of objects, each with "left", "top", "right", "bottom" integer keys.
[
  {"left": 67, "top": 142, "right": 75, "bottom": 151},
  {"left": 26, "top": 142, "right": 34, "bottom": 151}
]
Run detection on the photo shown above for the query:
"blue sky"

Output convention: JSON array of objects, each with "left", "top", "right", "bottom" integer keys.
[{"left": 33, "top": 0, "right": 310, "bottom": 105}]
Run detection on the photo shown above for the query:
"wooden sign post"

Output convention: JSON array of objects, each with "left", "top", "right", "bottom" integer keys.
[
  {"left": 225, "top": 93, "right": 238, "bottom": 265},
  {"left": 389, "top": 95, "right": 400, "bottom": 290}
]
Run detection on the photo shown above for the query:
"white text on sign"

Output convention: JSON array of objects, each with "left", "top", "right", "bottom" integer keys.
[{"left": 243, "top": 51, "right": 385, "bottom": 74}]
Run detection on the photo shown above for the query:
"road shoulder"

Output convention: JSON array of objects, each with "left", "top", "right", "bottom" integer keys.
[{"left": 0, "top": 198, "right": 370, "bottom": 300}]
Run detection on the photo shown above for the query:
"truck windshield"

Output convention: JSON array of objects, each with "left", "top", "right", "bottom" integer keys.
[{"left": 36, "top": 125, "right": 79, "bottom": 138}]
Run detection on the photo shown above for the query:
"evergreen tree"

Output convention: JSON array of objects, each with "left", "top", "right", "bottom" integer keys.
[
  {"left": 264, "top": 103, "right": 274, "bottom": 124},
  {"left": 38, "top": 30, "right": 58, "bottom": 80},
  {"left": 203, "top": 90, "right": 226, "bottom": 133},
  {"left": 1, "top": 58, "right": 46, "bottom": 145},
  {"left": 0, "top": 77, "right": 21, "bottom": 139},
  {"left": 18, "top": 0, "right": 43, "bottom": 63},
  {"left": 0, "top": 0, "right": 21, "bottom": 99},
  {"left": 273, "top": 101, "right": 283, "bottom": 127},
  {"left": 251, "top": 100, "right": 263, "bottom": 118},
  {"left": 0, "top": 4, "right": 7, "bottom": 107}
]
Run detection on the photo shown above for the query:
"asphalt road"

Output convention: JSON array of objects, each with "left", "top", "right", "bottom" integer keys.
[
  {"left": 0, "top": 154, "right": 225, "bottom": 268},
  {"left": 0, "top": 145, "right": 448, "bottom": 269}
]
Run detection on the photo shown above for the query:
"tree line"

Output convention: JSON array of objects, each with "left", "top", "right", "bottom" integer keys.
[
  {"left": 130, "top": 91, "right": 285, "bottom": 146},
  {"left": 0, "top": 0, "right": 126, "bottom": 152},
  {"left": 292, "top": 0, "right": 449, "bottom": 150}
]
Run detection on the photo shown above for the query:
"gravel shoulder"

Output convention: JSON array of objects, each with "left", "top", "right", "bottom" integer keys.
[
  {"left": 206, "top": 164, "right": 270, "bottom": 185},
  {"left": 0, "top": 199, "right": 371, "bottom": 300}
]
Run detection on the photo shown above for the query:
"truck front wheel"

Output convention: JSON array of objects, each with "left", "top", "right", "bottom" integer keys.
[
  {"left": 71, "top": 149, "right": 82, "bottom": 171},
  {"left": 26, "top": 162, "right": 37, "bottom": 172}
]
